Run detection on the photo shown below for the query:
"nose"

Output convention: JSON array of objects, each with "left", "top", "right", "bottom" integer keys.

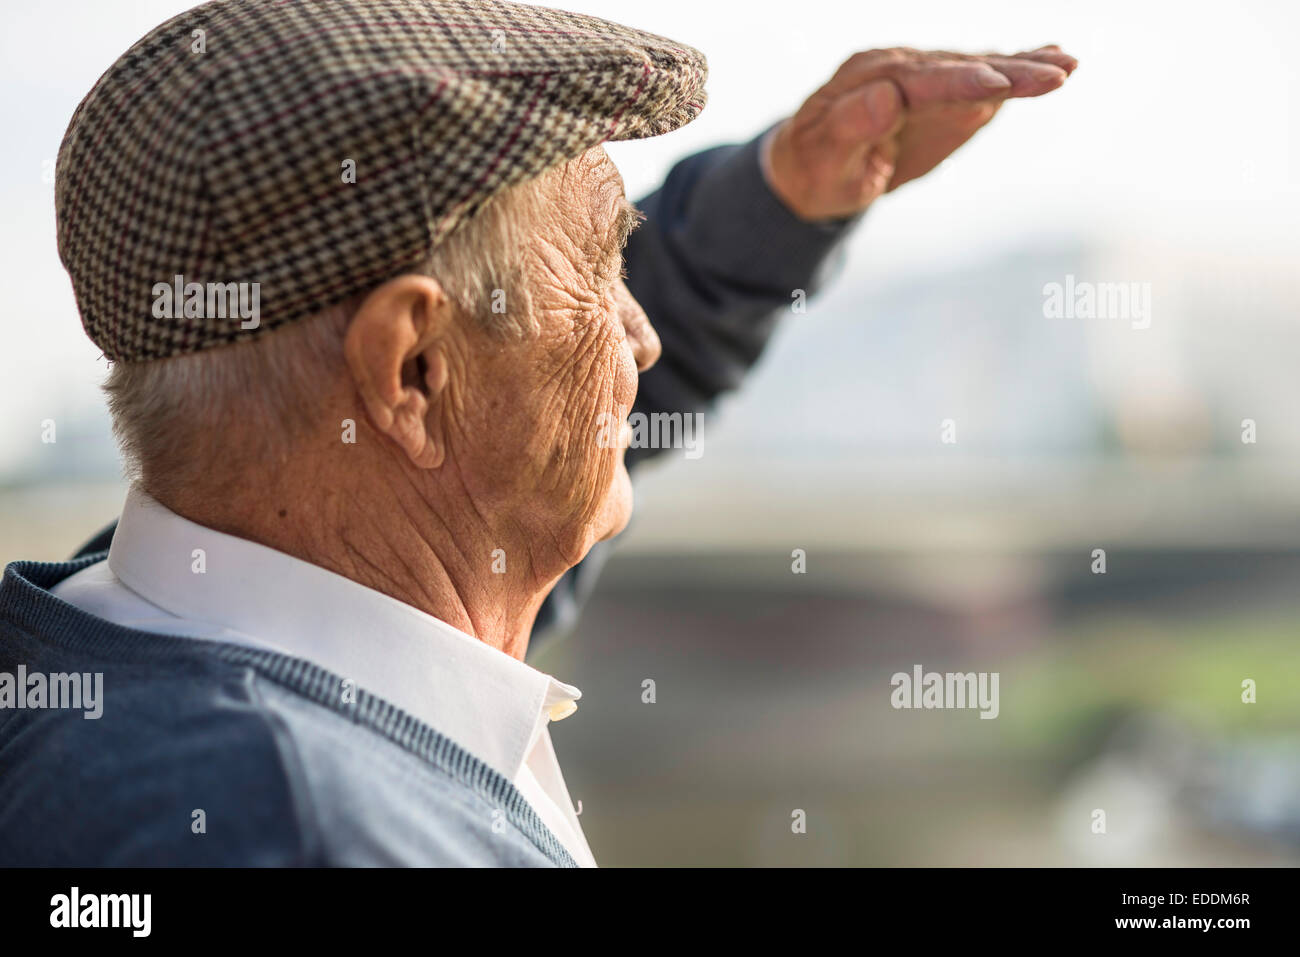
[{"left": 615, "top": 279, "right": 661, "bottom": 373}]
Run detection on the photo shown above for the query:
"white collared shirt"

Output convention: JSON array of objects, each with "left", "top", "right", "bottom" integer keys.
[{"left": 51, "top": 485, "right": 597, "bottom": 867}]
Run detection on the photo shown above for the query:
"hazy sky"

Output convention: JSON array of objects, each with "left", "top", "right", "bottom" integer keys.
[{"left": 1, "top": 0, "right": 1295, "bottom": 471}]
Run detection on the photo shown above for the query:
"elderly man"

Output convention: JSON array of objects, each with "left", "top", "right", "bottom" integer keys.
[{"left": 0, "top": 0, "right": 1073, "bottom": 866}]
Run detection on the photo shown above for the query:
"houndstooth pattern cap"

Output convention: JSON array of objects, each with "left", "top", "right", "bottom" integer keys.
[{"left": 55, "top": 0, "right": 707, "bottom": 360}]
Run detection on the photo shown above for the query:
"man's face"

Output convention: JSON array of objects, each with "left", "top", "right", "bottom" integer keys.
[{"left": 452, "top": 147, "right": 660, "bottom": 568}]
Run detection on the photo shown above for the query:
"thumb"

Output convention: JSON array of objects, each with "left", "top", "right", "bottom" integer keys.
[{"left": 822, "top": 79, "right": 904, "bottom": 151}]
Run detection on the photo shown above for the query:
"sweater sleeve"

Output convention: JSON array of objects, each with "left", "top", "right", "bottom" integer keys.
[{"left": 622, "top": 126, "right": 859, "bottom": 466}]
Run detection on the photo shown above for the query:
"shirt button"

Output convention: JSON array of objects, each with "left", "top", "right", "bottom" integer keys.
[{"left": 548, "top": 700, "right": 578, "bottom": 722}]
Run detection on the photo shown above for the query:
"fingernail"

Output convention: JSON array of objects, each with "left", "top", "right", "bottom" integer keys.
[
  {"left": 978, "top": 69, "right": 1012, "bottom": 89},
  {"left": 1037, "top": 64, "right": 1068, "bottom": 85},
  {"left": 867, "top": 81, "right": 897, "bottom": 116}
]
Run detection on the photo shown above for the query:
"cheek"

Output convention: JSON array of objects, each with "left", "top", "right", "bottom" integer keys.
[
  {"left": 611, "top": 336, "right": 638, "bottom": 412},
  {"left": 464, "top": 286, "right": 633, "bottom": 534},
  {"left": 607, "top": 298, "right": 640, "bottom": 413},
  {"left": 510, "top": 308, "right": 628, "bottom": 506},
  {"left": 556, "top": 286, "right": 636, "bottom": 433},
  {"left": 563, "top": 310, "right": 635, "bottom": 519}
]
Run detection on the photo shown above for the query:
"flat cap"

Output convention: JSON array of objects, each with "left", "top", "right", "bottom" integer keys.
[{"left": 56, "top": 0, "right": 707, "bottom": 361}]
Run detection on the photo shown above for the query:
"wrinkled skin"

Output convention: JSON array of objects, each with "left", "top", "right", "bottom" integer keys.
[{"left": 448, "top": 149, "right": 659, "bottom": 567}]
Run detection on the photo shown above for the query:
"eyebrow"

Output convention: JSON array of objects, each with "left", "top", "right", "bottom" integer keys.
[{"left": 607, "top": 197, "right": 644, "bottom": 258}]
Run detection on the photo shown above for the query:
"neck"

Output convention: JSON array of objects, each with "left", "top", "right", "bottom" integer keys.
[{"left": 154, "top": 459, "right": 562, "bottom": 660}]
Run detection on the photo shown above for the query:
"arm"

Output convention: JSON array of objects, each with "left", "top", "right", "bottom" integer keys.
[
  {"left": 528, "top": 45, "right": 1078, "bottom": 651},
  {"left": 623, "top": 128, "right": 858, "bottom": 469}
]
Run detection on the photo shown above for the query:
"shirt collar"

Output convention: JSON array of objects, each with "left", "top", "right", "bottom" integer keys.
[{"left": 106, "top": 485, "right": 580, "bottom": 780}]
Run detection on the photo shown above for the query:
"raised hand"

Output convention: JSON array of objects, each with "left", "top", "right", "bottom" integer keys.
[{"left": 763, "top": 46, "right": 1078, "bottom": 221}]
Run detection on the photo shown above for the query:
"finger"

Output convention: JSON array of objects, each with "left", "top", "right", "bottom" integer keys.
[
  {"left": 824, "top": 49, "right": 1011, "bottom": 105},
  {"left": 859, "top": 139, "right": 898, "bottom": 205},
  {"left": 890, "top": 60, "right": 1012, "bottom": 106},
  {"left": 904, "top": 46, "right": 1077, "bottom": 87},
  {"left": 822, "top": 78, "right": 904, "bottom": 146},
  {"left": 1012, "top": 46, "right": 1078, "bottom": 75},
  {"left": 979, "top": 57, "right": 1068, "bottom": 97}
]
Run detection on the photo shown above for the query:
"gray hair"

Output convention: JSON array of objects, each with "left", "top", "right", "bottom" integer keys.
[{"left": 105, "top": 173, "right": 550, "bottom": 499}]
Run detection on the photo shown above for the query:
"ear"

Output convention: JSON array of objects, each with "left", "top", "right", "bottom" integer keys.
[{"left": 342, "top": 274, "right": 456, "bottom": 469}]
